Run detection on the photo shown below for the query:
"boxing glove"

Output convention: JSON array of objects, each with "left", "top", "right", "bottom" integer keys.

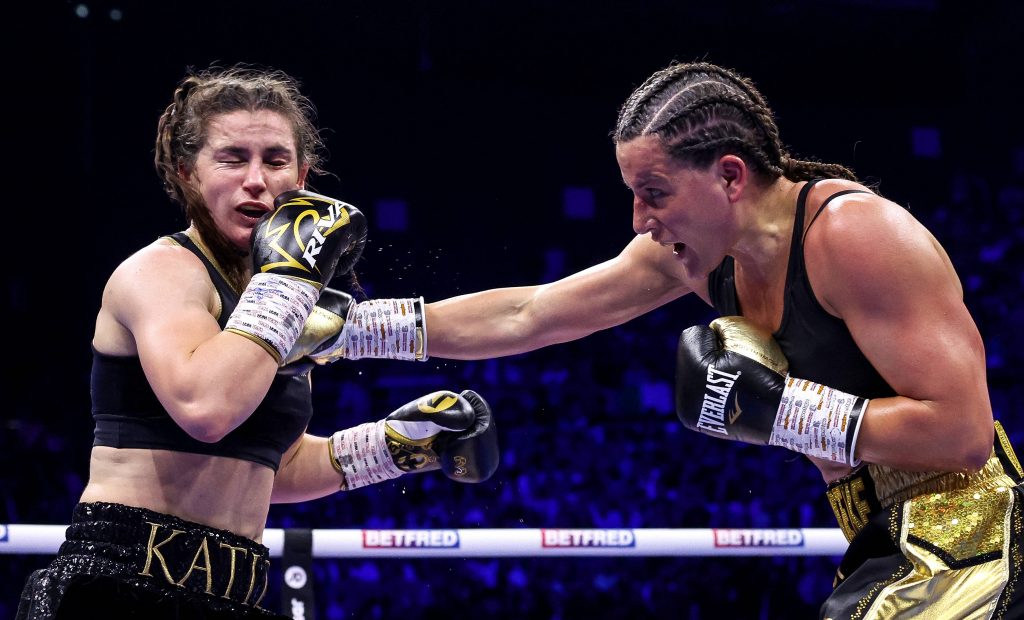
[
  {"left": 676, "top": 316, "right": 867, "bottom": 466},
  {"left": 330, "top": 390, "right": 499, "bottom": 490},
  {"left": 226, "top": 190, "right": 366, "bottom": 363},
  {"left": 279, "top": 288, "right": 355, "bottom": 375},
  {"left": 251, "top": 189, "right": 367, "bottom": 287},
  {"left": 280, "top": 288, "right": 429, "bottom": 375}
]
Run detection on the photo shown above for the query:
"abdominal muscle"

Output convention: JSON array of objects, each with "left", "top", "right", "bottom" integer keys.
[{"left": 79, "top": 446, "right": 275, "bottom": 542}]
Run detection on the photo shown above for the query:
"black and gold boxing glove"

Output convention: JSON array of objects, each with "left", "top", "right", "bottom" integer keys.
[
  {"left": 676, "top": 316, "right": 868, "bottom": 466},
  {"left": 328, "top": 390, "right": 499, "bottom": 490},
  {"left": 225, "top": 190, "right": 366, "bottom": 363}
]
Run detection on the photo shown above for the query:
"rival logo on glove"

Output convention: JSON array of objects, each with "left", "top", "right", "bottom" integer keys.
[
  {"left": 417, "top": 391, "right": 459, "bottom": 414},
  {"left": 695, "top": 366, "right": 742, "bottom": 436},
  {"left": 260, "top": 195, "right": 352, "bottom": 276}
]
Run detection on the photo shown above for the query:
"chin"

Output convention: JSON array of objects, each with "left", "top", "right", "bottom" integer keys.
[{"left": 228, "top": 234, "right": 251, "bottom": 254}]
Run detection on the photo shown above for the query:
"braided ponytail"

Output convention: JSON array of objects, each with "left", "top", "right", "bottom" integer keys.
[{"left": 615, "top": 62, "right": 858, "bottom": 184}]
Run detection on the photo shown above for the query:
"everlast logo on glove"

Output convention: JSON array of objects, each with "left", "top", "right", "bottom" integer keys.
[{"left": 696, "top": 366, "right": 741, "bottom": 436}]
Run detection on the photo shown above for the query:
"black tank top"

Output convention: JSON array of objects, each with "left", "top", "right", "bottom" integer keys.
[
  {"left": 91, "top": 232, "right": 314, "bottom": 471},
  {"left": 707, "top": 180, "right": 896, "bottom": 399}
]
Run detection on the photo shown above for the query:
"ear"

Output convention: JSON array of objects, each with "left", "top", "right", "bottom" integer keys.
[
  {"left": 177, "top": 161, "right": 192, "bottom": 183},
  {"left": 717, "top": 155, "right": 748, "bottom": 203},
  {"left": 296, "top": 163, "right": 310, "bottom": 189}
]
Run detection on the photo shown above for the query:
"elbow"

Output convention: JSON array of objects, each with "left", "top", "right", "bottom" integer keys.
[
  {"left": 955, "top": 423, "right": 995, "bottom": 473},
  {"left": 173, "top": 401, "right": 238, "bottom": 444},
  {"left": 186, "top": 423, "right": 231, "bottom": 444},
  {"left": 964, "top": 442, "right": 995, "bottom": 474},
  {"left": 180, "top": 417, "right": 231, "bottom": 444}
]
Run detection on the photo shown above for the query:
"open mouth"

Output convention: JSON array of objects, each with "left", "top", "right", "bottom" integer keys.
[
  {"left": 238, "top": 204, "right": 269, "bottom": 221},
  {"left": 673, "top": 242, "right": 686, "bottom": 255}
]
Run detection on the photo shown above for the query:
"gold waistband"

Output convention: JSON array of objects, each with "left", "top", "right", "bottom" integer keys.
[
  {"left": 826, "top": 420, "right": 1022, "bottom": 543},
  {"left": 868, "top": 420, "right": 1022, "bottom": 507},
  {"left": 868, "top": 452, "right": 1006, "bottom": 507}
]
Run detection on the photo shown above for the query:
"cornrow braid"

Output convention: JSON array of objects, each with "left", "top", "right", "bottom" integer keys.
[
  {"left": 152, "top": 64, "right": 327, "bottom": 291},
  {"left": 615, "top": 62, "right": 857, "bottom": 183}
]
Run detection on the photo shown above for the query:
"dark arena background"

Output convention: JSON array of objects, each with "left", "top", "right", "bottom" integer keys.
[{"left": 4, "top": 1, "right": 1022, "bottom": 618}]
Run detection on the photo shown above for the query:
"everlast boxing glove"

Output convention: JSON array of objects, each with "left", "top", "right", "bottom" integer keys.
[
  {"left": 676, "top": 316, "right": 867, "bottom": 466},
  {"left": 225, "top": 190, "right": 366, "bottom": 363},
  {"left": 329, "top": 390, "right": 499, "bottom": 490}
]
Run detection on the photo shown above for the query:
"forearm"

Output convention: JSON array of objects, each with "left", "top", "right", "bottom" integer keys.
[
  {"left": 144, "top": 331, "right": 280, "bottom": 441},
  {"left": 270, "top": 434, "right": 343, "bottom": 504},
  {"left": 426, "top": 286, "right": 585, "bottom": 359},
  {"left": 853, "top": 395, "right": 994, "bottom": 472},
  {"left": 272, "top": 390, "right": 499, "bottom": 502}
]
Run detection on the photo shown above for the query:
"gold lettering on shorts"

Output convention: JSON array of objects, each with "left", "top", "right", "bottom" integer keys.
[
  {"left": 827, "top": 477, "right": 872, "bottom": 541},
  {"left": 177, "top": 535, "right": 213, "bottom": 593},
  {"left": 252, "top": 559, "right": 271, "bottom": 609},
  {"left": 243, "top": 551, "right": 262, "bottom": 605},
  {"left": 138, "top": 521, "right": 186, "bottom": 584},
  {"left": 219, "top": 542, "right": 249, "bottom": 600}
]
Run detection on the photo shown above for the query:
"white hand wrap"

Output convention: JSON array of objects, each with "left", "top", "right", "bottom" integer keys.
[
  {"left": 768, "top": 376, "right": 868, "bottom": 467},
  {"left": 316, "top": 297, "right": 428, "bottom": 361},
  {"left": 329, "top": 420, "right": 403, "bottom": 491},
  {"left": 225, "top": 273, "right": 319, "bottom": 363}
]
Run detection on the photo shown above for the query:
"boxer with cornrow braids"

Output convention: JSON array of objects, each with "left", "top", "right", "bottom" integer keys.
[{"left": 424, "top": 60, "right": 1023, "bottom": 618}]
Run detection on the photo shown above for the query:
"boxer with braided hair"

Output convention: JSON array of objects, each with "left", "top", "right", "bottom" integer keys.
[
  {"left": 425, "top": 61, "right": 1022, "bottom": 618},
  {"left": 17, "top": 64, "right": 499, "bottom": 619}
]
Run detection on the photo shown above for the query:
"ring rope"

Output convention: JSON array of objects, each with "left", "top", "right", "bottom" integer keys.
[{"left": 0, "top": 525, "right": 848, "bottom": 557}]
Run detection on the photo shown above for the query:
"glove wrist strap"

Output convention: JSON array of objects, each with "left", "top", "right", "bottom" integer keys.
[
  {"left": 319, "top": 297, "right": 428, "bottom": 361},
  {"left": 225, "top": 273, "right": 319, "bottom": 363},
  {"left": 330, "top": 420, "right": 404, "bottom": 491},
  {"left": 768, "top": 375, "right": 868, "bottom": 466}
]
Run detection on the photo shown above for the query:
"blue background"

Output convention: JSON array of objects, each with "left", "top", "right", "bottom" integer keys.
[{"left": 4, "top": 1, "right": 1022, "bottom": 617}]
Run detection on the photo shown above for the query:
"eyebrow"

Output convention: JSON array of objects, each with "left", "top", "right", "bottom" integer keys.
[
  {"left": 624, "top": 173, "right": 658, "bottom": 189},
  {"left": 213, "top": 145, "right": 295, "bottom": 158}
]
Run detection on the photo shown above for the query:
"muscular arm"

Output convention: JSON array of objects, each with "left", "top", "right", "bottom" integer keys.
[
  {"left": 427, "top": 235, "right": 697, "bottom": 359},
  {"left": 102, "top": 243, "right": 279, "bottom": 442},
  {"left": 808, "top": 194, "right": 993, "bottom": 472}
]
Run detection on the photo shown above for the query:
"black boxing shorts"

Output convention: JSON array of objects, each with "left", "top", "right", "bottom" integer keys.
[{"left": 16, "top": 502, "right": 287, "bottom": 619}]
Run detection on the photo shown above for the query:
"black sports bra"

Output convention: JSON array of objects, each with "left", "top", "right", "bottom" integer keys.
[
  {"left": 707, "top": 180, "right": 896, "bottom": 398},
  {"left": 90, "top": 232, "right": 314, "bottom": 471}
]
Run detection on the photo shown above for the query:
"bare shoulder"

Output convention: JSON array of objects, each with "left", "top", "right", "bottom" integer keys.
[
  {"left": 104, "top": 238, "right": 216, "bottom": 323},
  {"left": 802, "top": 184, "right": 957, "bottom": 314},
  {"left": 107, "top": 238, "right": 203, "bottom": 292}
]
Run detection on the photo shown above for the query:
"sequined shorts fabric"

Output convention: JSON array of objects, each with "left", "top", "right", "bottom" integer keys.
[
  {"left": 821, "top": 426, "right": 1024, "bottom": 620},
  {"left": 16, "top": 502, "right": 286, "bottom": 619}
]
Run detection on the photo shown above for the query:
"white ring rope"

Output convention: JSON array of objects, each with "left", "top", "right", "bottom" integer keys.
[{"left": 0, "top": 525, "right": 848, "bottom": 557}]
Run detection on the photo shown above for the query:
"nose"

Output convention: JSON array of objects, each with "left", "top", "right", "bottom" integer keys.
[
  {"left": 632, "top": 196, "right": 655, "bottom": 235},
  {"left": 242, "top": 161, "right": 268, "bottom": 196}
]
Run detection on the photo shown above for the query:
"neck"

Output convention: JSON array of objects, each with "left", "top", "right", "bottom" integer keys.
[
  {"left": 185, "top": 225, "right": 253, "bottom": 288},
  {"left": 731, "top": 178, "right": 802, "bottom": 282}
]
